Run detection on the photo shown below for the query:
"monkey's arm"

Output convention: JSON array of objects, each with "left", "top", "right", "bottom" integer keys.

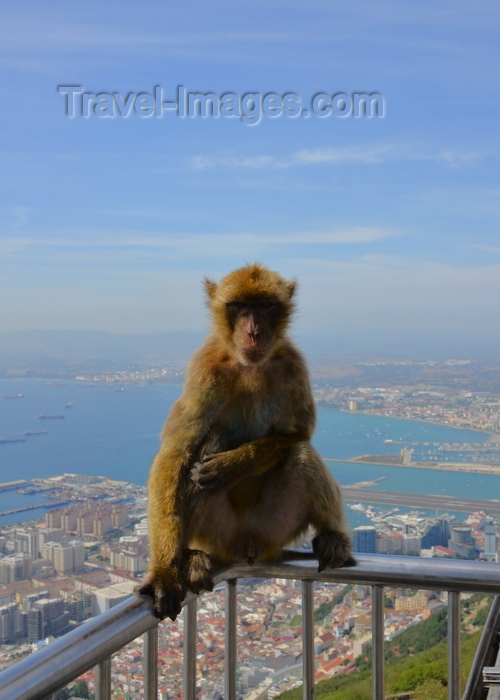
[
  {"left": 191, "top": 369, "right": 317, "bottom": 491},
  {"left": 138, "top": 392, "right": 216, "bottom": 620},
  {"left": 190, "top": 432, "right": 308, "bottom": 490}
]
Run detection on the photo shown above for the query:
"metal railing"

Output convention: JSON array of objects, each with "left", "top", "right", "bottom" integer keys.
[{"left": 2, "top": 552, "right": 500, "bottom": 700}]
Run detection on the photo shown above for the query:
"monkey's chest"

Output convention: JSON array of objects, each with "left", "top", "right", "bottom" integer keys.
[{"left": 219, "top": 399, "right": 281, "bottom": 446}]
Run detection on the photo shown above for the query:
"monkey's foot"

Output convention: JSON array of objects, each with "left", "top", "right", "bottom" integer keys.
[
  {"left": 182, "top": 549, "right": 214, "bottom": 594},
  {"left": 136, "top": 571, "right": 186, "bottom": 621},
  {"left": 312, "top": 531, "right": 352, "bottom": 573}
]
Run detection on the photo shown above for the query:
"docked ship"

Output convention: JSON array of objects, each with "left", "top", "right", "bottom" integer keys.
[
  {"left": 349, "top": 503, "right": 366, "bottom": 512},
  {"left": 38, "top": 414, "right": 65, "bottom": 419}
]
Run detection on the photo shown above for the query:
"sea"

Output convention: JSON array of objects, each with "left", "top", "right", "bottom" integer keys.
[{"left": 0, "top": 378, "right": 497, "bottom": 528}]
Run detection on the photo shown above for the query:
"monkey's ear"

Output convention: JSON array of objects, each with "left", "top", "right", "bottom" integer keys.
[
  {"left": 287, "top": 279, "right": 298, "bottom": 299},
  {"left": 204, "top": 277, "right": 217, "bottom": 300}
]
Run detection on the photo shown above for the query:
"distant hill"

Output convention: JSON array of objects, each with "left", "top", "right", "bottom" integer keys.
[
  {"left": 0, "top": 329, "right": 204, "bottom": 375},
  {"left": 0, "top": 328, "right": 498, "bottom": 380}
]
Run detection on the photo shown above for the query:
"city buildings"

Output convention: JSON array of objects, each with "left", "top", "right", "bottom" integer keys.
[
  {"left": 0, "top": 472, "right": 499, "bottom": 698},
  {"left": 352, "top": 526, "right": 377, "bottom": 553},
  {"left": 484, "top": 524, "right": 497, "bottom": 559},
  {"left": 42, "top": 541, "right": 85, "bottom": 575},
  {"left": 0, "top": 554, "right": 32, "bottom": 584}
]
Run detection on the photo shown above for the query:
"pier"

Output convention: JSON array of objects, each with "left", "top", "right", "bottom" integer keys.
[
  {"left": 0, "top": 501, "right": 63, "bottom": 517},
  {"left": 0, "top": 480, "right": 28, "bottom": 492}
]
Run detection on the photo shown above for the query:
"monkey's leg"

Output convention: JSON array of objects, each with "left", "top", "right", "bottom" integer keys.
[
  {"left": 294, "top": 443, "right": 352, "bottom": 571},
  {"left": 136, "top": 449, "right": 190, "bottom": 621},
  {"left": 181, "top": 548, "right": 215, "bottom": 594}
]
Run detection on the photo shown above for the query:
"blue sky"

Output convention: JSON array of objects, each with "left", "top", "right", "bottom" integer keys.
[{"left": 1, "top": 1, "right": 500, "bottom": 353}]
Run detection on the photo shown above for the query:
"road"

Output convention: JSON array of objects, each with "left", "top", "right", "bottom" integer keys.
[{"left": 341, "top": 487, "right": 500, "bottom": 515}]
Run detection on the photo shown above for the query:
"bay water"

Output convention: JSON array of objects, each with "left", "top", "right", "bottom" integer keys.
[{"left": 0, "top": 379, "right": 496, "bottom": 527}]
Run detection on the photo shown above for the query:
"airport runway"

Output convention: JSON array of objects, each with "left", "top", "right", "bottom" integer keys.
[{"left": 341, "top": 487, "right": 500, "bottom": 515}]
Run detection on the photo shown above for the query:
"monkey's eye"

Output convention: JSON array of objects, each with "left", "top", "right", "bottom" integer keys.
[
  {"left": 226, "top": 301, "right": 246, "bottom": 311},
  {"left": 259, "top": 301, "right": 277, "bottom": 310}
]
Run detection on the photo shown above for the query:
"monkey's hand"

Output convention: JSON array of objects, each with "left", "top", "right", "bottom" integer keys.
[
  {"left": 136, "top": 566, "right": 186, "bottom": 621},
  {"left": 312, "top": 531, "right": 352, "bottom": 572},
  {"left": 191, "top": 435, "right": 306, "bottom": 491},
  {"left": 191, "top": 451, "right": 240, "bottom": 492}
]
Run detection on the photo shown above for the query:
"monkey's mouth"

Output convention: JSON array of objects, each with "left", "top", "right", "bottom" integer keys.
[{"left": 242, "top": 348, "right": 267, "bottom": 364}]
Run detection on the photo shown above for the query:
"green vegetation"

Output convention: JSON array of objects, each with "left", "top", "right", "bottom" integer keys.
[
  {"left": 473, "top": 605, "right": 489, "bottom": 627},
  {"left": 277, "top": 596, "right": 491, "bottom": 700},
  {"left": 357, "top": 607, "right": 448, "bottom": 665},
  {"left": 53, "top": 679, "right": 90, "bottom": 698},
  {"left": 314, "top": 585, "right": 353, "bottom": 623}
]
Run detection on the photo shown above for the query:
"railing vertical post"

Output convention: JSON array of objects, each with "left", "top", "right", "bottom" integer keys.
[
  {"left": 302, "top": 580, "right": 315, "bottom": 700},
  {"left": 95, "top": 656, "right": 112, "bottom": 700},
  {"left": 462, "top": 595, "right": 500, "bottom": 700},
  {"left": 225, "top": 579, "right": 237, "bottom": 700},
  {"left": 448, "top": 591, "right": 460, "bottom": 700},
  {"left": 183, "top": 598, "right": 197, "bottom": 700},
  {"left": 372, "top": 585, "right": 385, "bottom": 700},
  {"left": 144, "top": 625, "right": 158, "bottom": 700}
]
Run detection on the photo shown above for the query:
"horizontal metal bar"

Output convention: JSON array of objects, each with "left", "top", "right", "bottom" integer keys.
[
  {"left": 2, "top": 553, "right": 500, "bottom": 700},
  {"left": 0, "top": 591, "right": 162, "bottom": 700},
  {"left": 213, "top": 552, "right": 500, "bottom": 595}
]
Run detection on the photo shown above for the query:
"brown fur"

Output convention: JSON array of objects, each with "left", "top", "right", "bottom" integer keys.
[{"left": 137, "top": 264, "right": 351, "bottom": 620}]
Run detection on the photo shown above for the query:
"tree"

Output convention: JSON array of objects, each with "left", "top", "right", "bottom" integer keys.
[
  {"left": 413, "top": 678, "right": 447, "bottom": 700},
  {"left": 52, "top": 679, "right": 90, "bottom": 699},
  {"left": 70, "top": 679, "right": 90, "bottom": 698}
]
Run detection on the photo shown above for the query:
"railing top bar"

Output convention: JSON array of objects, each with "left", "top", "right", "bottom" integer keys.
[
  {"left": 212, "top": 551, "right": 500, "bottom": 594},
  {"left": 0, "top": 590, "right": 158, "bottom": 700},
  {"left": 2, "top": 553, "right": 500, "bottom": 700}
]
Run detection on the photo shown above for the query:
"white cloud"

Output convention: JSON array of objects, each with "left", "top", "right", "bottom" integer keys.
[
  {"left": 191, "top": 155, "right": 282, "bottom": 171},
  {"left": 189, "top": 144, "right": 491, "bottom": 171},
  {"left": 0, "top": 228, "right": 397, "bottom": 264},
  {"left": 294, "top": 145, "right": 395, "bottom": 165}
]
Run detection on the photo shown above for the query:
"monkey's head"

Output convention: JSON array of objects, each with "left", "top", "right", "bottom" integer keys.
[{"left": 205, "top": 263, "right": 297, "bottom": 365}]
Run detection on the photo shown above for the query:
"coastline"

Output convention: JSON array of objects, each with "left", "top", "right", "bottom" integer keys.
[
  {"left": 335, "top": 407, "right": 493, "bottom": 440},
  {"left": 324, "top": 456, "right": 500, "bottom": 476}
]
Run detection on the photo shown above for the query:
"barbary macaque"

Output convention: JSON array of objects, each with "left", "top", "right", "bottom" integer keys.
[{"left": 138, "top": 263, "right": 352, "bottom": 620}]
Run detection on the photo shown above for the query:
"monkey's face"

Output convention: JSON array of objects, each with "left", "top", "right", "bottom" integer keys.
[{"left": 226, "top": 298, "right": 283, "bottom": 365}]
